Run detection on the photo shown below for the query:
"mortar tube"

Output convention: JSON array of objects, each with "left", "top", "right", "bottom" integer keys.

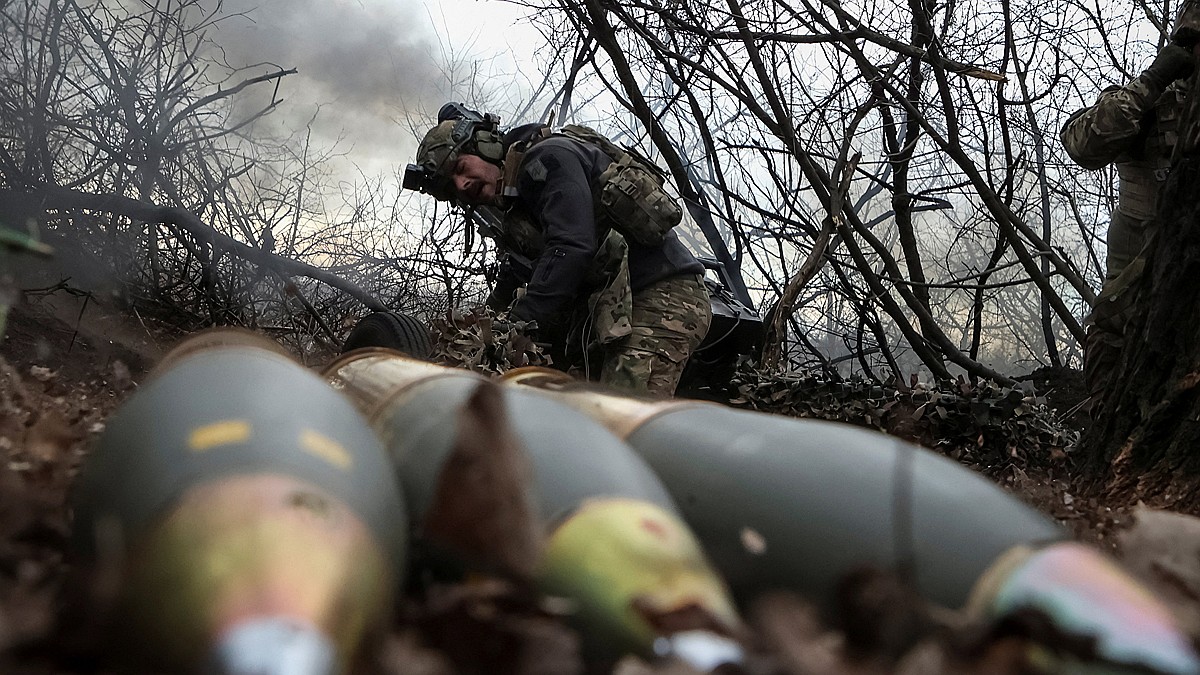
[
  {"left": 501, "top": 370, "right": 1200, "bottom": 672},
  {"left": 72, "top": 330, "right": 407, "bottom": 673},
  {"left": 323, "top": 352, "right": 742, "bottom": 665}
]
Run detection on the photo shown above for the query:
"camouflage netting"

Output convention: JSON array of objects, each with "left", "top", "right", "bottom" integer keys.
[
  {"left": 431, "top": 305, "right": 552, "bottom": 375},
  {"left": 730, "top": 365, "right": 1079, "bottom": 477},
  {"left": 430, "top": 307, "right": 1078, "bottom": 476}
]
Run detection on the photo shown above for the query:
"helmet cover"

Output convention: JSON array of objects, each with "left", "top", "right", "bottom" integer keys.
[
  {"left": 413, "top": 121, "right": 460, "bottom": 201},
  {"left": 414, "top": 120, "right": 505, "bottom": 201}
]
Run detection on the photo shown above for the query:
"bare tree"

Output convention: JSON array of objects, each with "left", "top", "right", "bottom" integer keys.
[
  {"left": 0, "top": 0, "right": 474, "bottom": 353},
  {"left": 0, "top": 0, "right": 1161, "bottom": 389},
  {"left": 506, "top": 0, "right": 1144, "bottom": 383}
]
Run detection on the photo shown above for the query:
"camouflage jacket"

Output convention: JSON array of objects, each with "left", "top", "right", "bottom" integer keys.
[{"left": 1061, "top": 74, "right": 1189, "bottom": 223}]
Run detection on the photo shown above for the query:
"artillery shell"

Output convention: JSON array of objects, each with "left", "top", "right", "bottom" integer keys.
[
  {"left": 499, "top": 369, "right": 1063, "bottom": 610},
  {"left": 505, "top": 372, "right": 1200, "bottom": 672},
  {"left": 73, "top": 330, "right": 407, "bottom": 673},
  {"left": 324, "top": 352, "right": 740, "bottom": 661}
]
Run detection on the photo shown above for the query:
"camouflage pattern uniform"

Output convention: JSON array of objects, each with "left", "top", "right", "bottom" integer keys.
[
  {"left": 415, "top": 120, "right": 710, "bottom": 396},
  {"left": 1061, "top": 49, "right": 1192, "bottom": 400},
  {"left": 601, "top": 272, "right": 711, "bottom": 396}
]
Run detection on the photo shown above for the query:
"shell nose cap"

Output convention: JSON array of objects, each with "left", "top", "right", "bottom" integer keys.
[
  {"left": 654, "top": 630, "right": 745, "bottom": 671},
  {"left": 979, "top": 543, "right": 1200, "bottom": 675},
  {"left": 207, "top": 617, "right": 337, "bottom": 675}
]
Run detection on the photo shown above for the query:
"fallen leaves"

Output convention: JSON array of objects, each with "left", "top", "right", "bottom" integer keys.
[
  {"left": 410, "top": 580, "right": 583, "bottom": 675},
  {"left": 23, "top": 410, "right": 78, "bottom": 468},
  {"left": 1119, "top": 506, "right": 1200, "bottom": 636}
]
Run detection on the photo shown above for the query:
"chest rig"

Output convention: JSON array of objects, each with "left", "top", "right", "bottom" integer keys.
[
  {"left": 499, "top": 124, "right": 683, "bottom": 248},
  {"left": 1118, "top": 84, "right": 1188, "bottom": 221}
]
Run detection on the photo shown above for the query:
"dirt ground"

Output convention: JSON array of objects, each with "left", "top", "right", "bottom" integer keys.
[{"left": 2, "top": 287, "right": 1199, "bottom": 674}]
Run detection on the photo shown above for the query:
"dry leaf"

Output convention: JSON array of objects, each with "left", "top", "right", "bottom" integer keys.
[
  {"left": 423, "top": 380, "right": 544, "bottom": 582},
  {"left": 751, "top": 592, "right": 847, "bottom": 675},
  {"left": 1118, "top": 506, "right": 1200, "bottom": 635},
  {"left": 415, "top": 581, "right": 583, "bottom": 675},
  {"left": 24, "top": 409, "right": 77, "bottom": 465}
]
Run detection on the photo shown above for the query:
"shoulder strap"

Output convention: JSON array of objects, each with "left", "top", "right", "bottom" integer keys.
[
  {"left": 501, "top": 123, "right": 671, "bottom": 196},
  {"left": 559, "top": 124, "right": 670, "bottom": 181},
  {"left": 558, "top": 124, "right": 628, "bottom": 161},
  {"left": 501, "top": 125, "right": 552, "bottom": 197}
]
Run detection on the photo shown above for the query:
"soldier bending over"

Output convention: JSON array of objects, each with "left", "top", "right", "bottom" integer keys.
[{"left": 407, "top": 105, "right": 711, "bottom": 397}]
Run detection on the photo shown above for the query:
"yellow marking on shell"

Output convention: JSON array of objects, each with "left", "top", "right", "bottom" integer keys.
[
  {"left": 300, "top": 429, "right": 353, "bottom": 470},
  {"left": 189, "top": 420, "right": 252, "bottom": 451},
  {"left": 539, "top": 498, "right": 739, "bottom": 656}
]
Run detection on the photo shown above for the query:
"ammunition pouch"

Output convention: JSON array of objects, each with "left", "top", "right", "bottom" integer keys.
[
  {"left": 1090, "top": 255, "right": 1146, "bottom": 332},
  {"left": 595, "top": 154, "right": 683, "bottom": 247},
  {"left": 507, "top": 123, "right": 683, "bottom": 247},
  {"left": 1116, "top": 162, "right": 1170, "bottom": 221}
]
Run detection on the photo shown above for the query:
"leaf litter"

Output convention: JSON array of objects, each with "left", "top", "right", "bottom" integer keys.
[{"left": 1, "top": 305, "right": 1199, "bottom": 673}]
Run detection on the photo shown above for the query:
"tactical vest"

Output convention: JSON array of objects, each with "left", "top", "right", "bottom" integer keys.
[
  {"left": 1117, "top": 84, "right": 1187, "bottom": 222},
  {"left": 482, "top": 203, "right": 633, "bottom": 349},
  {"left": 501, "top": 124, "right": 683, "bottom": 247}
]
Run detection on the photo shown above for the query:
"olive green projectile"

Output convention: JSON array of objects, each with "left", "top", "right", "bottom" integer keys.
[
  {"left": 503, "top": 370, "right": 1200, "bottom": 675},
  {"left": 72, "top": 330, "right": 407, "bottom": 674},
  {"left": 500, "top": 369, "right": 1064, "bottom": 610},
  {"left": 325, "top": 351, "right": 740, "bottom": 660}
]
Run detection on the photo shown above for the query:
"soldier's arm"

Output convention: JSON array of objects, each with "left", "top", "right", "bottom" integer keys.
[
  {"left": 507, "top": 146, "right": 599, "bottom": 323},
  {"left": 1061, "top": 44, "right": 1194, "bottom": 169},
  {"left": 1061, "top": 82, "right": 1159, "bottom": 169},
  {"left": 485, "top": 252, "right": 531, "bottom": 314}
]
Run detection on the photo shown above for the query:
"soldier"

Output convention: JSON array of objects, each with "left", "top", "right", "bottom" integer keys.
[
  {"left": 1061, "top": 2, "right": 1200, "bottom": 404},
  {"left": 407, "top": 106, "right": 711, "bottom": 397}
]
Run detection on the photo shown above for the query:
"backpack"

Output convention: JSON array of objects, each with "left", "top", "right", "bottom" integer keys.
[{"left": 505, "top": 124, "right": 683, "bottom": 247}]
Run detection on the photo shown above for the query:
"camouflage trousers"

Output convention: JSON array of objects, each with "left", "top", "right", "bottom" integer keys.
[
  {"left": 1082, "top": 253, "right": 1147, "bottom": 407},
  {"left": 600, "top": 274, "right": 711, "bottom": 397}
]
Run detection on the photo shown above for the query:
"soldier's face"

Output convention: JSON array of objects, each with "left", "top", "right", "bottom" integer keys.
[{"left": 451, "top": 154, "right": 502, "bottom": 205}]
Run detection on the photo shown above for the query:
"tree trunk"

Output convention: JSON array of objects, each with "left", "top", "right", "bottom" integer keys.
[{"left": 1081, "top": 155, "right": 1200, "bottom": 509}]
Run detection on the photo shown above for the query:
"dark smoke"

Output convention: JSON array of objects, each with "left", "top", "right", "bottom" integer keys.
[{"left": 206, "top": 0, "right": 455, "bottom": 170}]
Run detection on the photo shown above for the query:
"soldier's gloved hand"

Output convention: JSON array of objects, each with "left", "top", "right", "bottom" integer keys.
[
  {"left": 1144, "top": 42, "right": 1196, "bottom": 89},
  {"left": 491, "top": 317, "right": 539, "bottom": 338},
  {"left": 516, "top": 320, "right": 539, "bottom": 342}
]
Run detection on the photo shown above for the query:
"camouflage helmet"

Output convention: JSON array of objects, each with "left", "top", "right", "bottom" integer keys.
[
  {"left": 414, "top": 119, "right": 506, "bottom": 202},
  {"left": 1173, "top": 0, "right": 1200, "bottom": 46}
]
